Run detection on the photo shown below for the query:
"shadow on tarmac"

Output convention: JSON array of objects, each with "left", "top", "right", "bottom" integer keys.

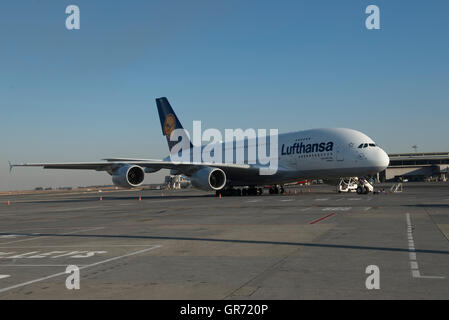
[{"left": 1, "top": 232, "right": 448, "bottom": 256}]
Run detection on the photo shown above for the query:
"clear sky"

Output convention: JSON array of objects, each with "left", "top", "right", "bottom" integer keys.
[{"left": 1, "top": 0, "right": 448, "bottom": 191}]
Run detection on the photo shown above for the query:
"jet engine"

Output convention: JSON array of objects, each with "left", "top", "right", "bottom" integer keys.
[
  {"left": 112, "top": 165, "right": 145, "bottom": 188},
  {"left": 190, "top": 167, "right": 226, "bottom": 191}
]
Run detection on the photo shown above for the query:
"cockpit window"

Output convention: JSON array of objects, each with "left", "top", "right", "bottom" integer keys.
[{"left": 358, "top": 143, "right": 377, "bottom": 148}]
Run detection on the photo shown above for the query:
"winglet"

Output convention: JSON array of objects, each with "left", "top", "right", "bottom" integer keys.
[{"left": 8, "top": 161, "right": 13, "bottom": 173}]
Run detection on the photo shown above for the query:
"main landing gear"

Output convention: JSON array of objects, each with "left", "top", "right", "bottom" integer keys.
[
  {"left": 268, "top": 185, "right": 285, "bottom": 195},
  {"left": 215, "top": 186, "right": 263, "bottom": 197},
  {"left": 216, "top": 185, "right": 287, "bottom": 197}
]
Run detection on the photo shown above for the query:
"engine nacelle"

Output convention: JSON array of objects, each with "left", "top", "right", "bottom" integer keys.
[
  {"left": 112, "top": 165, "right": 145, "bottom": 188},
  {"left": 190, "top": 167, "right": 226, "bottom": 191}
]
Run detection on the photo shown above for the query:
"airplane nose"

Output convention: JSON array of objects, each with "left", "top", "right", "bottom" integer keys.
[{"left": 377, "top": 148, "right": 390, "bottom": 171}]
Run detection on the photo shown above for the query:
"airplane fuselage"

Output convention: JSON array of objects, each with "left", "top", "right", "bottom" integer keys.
[{"left": 167, "top": 127, "right": 390, "bottom": 187}]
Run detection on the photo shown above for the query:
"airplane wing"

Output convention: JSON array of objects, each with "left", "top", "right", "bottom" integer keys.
[{"left": 10, "top": 160, "right": 254, "bottom": 176}]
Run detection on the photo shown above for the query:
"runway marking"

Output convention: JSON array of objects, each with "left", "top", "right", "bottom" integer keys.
[
  {"left": 0, "top": 245, "right": 161, "bottom": 249},
  {"left": 46, "top": 206, "right": 106, "bottom": 213},
  {"left": 300, "top": 207, "right": 312, "bottom": 212},
  {"left": 0, "top": 245, "right": 162, "bottom": 294},
  {"left": 0, "top": 251, "right": 108, "bottom": 259},
  {"left": 0, "top": 235, "right": 19, "bottom": 239},
  {"left": 314, "top": 198, "right": 329, "bottom": 201},
  {"left": 280, "top": 199, "right": 294, "bottom": 202},
  {"left": 0, "top": 227, "right": 105, "bottom": 245},
  {"left": 0, "top": 265, "right": 87, "bottom": 267},
  {"left": 406, "top": 213, "right": 445, "bottom": 279},
  {"left": 322, "top": 207, "right": 351, "bottom": 211},
  {"left": 335, "top": 198, "right": 345, "bottom": 202},
  {"left": 0, "top": 275, "right": 10, "bottom": 280},
  {"left": 348, "top": 198, "right": 362, "bottom": 201},
  {"left": 309, "top": 213, "right": 335, "bottom": 225}
]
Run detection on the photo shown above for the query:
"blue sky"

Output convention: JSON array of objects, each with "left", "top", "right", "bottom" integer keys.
[{"left": 1, "top": 1, "right": 448, "bottom": 190}]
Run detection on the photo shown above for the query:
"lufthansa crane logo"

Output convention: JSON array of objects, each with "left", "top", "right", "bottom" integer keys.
[{"left": 163, "top": 114, "right": 176, "bottom": 137}]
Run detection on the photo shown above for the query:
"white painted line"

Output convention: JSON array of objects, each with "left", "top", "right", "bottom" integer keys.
[
  {"left": 0, "top": 265, "right": 87, "bottom": 267},
  {"left": 412, "top": 270, "right": 421, "bottom": 278},
  {"left": 405, "top": 213, "right": 445, "bottom": 280},
  {"left": 314, "top": 198, "right": 329, "bottom": 201},
  {"left": 0, "top": 245, "right": 161, "bottom": 249},
  {"left": 410, "top": 261, "right": 419, "bottom": 270},
  {"left": 0, "top": 275, "right": 10, "bottom": 280},
  {"left": 7, "top": 252, "right": 40, "bottom": 259},
  {"left": 348, "top": 198, "right": 361, "bottom": 201},
  {"left": 300, "top": 207, "right": 312, "bottom": 212},
  {"left": 322, "top": 207, "right": 351, "bottom": 211},
  {"left": 335, "top": 198, "right": 345, "bottom": 202},
  {"left": 246, "top": 200, "right": 259, "bottom": 203},
  {"left": 0, "top": 245, "right": 161, "bottom": 294},
  {"left": 0, "top": 235, "right": 19, "bottom": 239},
  {"left": 406, "top": 213, "right": 421, "bottom": 278},
  {"left": 0, "top": 227, "right": 105, "bottom": 245},
  {"left": 363, "top": 207, "right": 372, "bottom": 211},
  {"left": 280, "top": 199, "right": 294, "bottom": 202},
  {"left": 46, "top": 206, "right": 106, "bottom": 213}
]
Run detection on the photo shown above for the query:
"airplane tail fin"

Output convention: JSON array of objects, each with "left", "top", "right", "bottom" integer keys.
[{"left": 156, "top": 97, "right": 192, "bottom": 152}]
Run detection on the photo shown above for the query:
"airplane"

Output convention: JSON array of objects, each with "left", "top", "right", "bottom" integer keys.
[{"left": 10, "top": 97, "right": 390, "bottom": 196}]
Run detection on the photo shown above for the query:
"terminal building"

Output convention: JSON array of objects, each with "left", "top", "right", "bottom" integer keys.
[{"left": 379, "top": 152, "right": 449, "bottom": 182}]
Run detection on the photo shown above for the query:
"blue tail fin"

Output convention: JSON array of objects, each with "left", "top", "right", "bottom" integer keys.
[{"left": 156, "top": 97, "right": 192, "bottom": 152}]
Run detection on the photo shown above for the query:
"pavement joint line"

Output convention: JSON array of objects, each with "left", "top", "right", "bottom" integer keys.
[{"left": 0, "top": 245, "right": 162, "bottom": 294}]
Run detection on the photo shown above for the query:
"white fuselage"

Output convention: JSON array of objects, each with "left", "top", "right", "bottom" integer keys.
[{"left": 174, "top": 127, "right": 390, "bottom": 186}]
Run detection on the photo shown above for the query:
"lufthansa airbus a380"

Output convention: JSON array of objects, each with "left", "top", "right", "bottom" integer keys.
[{"left": 11, "top": 98, "right": 390, "bottom": 196}]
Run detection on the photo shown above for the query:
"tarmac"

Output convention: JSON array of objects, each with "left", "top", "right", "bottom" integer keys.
[{"left": 0, "top": 182, "right": 448, "bottom": 299}]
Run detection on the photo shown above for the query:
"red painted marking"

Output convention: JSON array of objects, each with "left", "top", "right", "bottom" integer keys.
[{"left": 309, "top": 213, "right": 335, "bottom": 225}]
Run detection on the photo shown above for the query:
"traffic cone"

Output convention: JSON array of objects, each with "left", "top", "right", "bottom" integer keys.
[
  {"left": 139, "top": 195, "right": 142, "bottom": 201},
  {"left": 219, "top": 193, "right": 222, "bottom": 199},
  {"left": 7, "top": 201, "right": 10, "bottom": 206},
  {"left": 99, "top": 196, "right": 102, "bottom": 201},
  {"left": 294, "top": 190, "right": 297, "bottom": 195}
]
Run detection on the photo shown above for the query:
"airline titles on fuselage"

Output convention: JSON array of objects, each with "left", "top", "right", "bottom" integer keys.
[{"left": 281, "top": 141, "right": 334, "bottom": 156}]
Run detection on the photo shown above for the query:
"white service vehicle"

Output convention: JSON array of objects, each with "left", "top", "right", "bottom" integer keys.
[{"left": 338, "top": 177, "right": 374, "bottom": 194}]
